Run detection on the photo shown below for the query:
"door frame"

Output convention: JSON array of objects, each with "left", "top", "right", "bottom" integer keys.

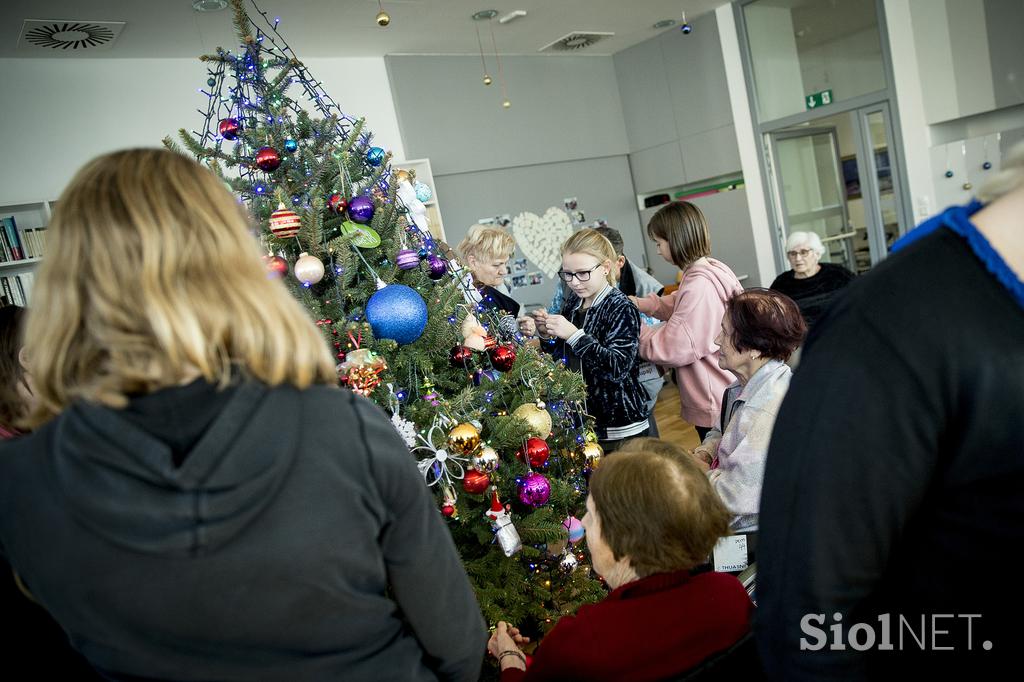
[
  {"left": 732, "top": 0, "right": 915, "bottom": 274},
  {"left": 767, "top": 126, "right": 857, "bottom": 271}
]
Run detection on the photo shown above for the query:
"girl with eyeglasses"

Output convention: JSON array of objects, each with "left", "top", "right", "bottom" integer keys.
[
  {"left": 518, "top": 229, "right": 649, "bottom": 452},
  {"left": 630, "top": 202, "right": 743, "bottom": 443}
]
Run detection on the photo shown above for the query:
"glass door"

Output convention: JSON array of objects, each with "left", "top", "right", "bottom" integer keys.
[
  {"left": 768, "top": 127, "right": 857, "bottom": 272},
  {"left": 767, "top": 104, "right": 909, "bottom": 274}
]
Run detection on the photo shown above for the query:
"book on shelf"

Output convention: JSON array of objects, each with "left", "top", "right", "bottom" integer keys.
[
  {"left": 0, "top": 216, "right": 47, "bottom": 262},
  {"left": 1, "top": 217, "right": 25, "bottom": 261},
  {"left": 0, "top": 273, "right": 34, "bottom": 306}
]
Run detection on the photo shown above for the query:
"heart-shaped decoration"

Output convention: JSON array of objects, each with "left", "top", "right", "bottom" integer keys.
[{"left": 511, "top": 207, "right": 574, "bottom": 278}]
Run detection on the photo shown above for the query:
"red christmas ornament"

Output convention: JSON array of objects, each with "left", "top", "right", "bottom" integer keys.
[
  {"left": 254, "top": 146, "right": 282, "bottom": 172},
  {"left": 328, "top": 193, "right": 348, "bottom": 214},
  {"left": 264, "top": 255, "right": 288, "bottom": 279},
  {"left": 218, "top": 117, "right": 241, "bottom": 140},
  {"left": 450, "top": 345, "right": 474, "bottom": 368},
  {"left": 518, "top": 437, "right": 550, "bottom": 468},
  {"left": 462, "top": 469, "right": 490, "bottom": 495},
  {"left": 268, "top": 202, "right": 301, "bottom": 238},
  {"left": 488, "top": 344, "right": 516, "bottom": 372},
  {"left": 441, "top": 504, "right": 456, "bottom": 517}
]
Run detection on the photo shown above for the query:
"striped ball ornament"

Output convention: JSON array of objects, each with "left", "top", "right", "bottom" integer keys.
[{"left": 269, "top": 203, "right": 301, "bottom": 238}]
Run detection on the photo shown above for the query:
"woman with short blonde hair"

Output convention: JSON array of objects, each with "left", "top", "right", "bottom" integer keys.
[
  {"left": 455, "top": 224, "right": 520, "bottom": 317},
  {"left": 0, "top": 148, "right": 486, "bottom": 680}
]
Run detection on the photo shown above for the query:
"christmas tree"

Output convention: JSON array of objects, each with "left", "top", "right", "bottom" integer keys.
[{"left": 165, "top": 0, "right": 606, "bottom": 649}]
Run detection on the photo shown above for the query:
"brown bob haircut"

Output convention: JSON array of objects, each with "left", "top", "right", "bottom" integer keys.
[
  {"left": 589, "top": 438, "right": 732, "bottom": 576},
  {"left": 725, "top": 288, "right": 806, "bottom": 362},
  {"left": 646, "top": 201, "right": 711, "bottom": 268}
]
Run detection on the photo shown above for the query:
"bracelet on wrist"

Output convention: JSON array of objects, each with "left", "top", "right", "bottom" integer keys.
[{"left": 498, "top": 649, "right": 526, "bottom": 665}]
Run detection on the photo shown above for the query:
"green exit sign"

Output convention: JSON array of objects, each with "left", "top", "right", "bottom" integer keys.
[{"left": 805, "top": 89, "right": 833, "bottom": 110}]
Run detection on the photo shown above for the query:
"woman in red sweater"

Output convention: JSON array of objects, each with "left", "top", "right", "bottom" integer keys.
[{"left": 487, "top": 438, "right": 753, "bottom": 680}]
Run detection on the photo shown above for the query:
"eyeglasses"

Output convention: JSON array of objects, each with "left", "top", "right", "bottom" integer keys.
[
  {"left": 557, "top": 264, "right": 602, "bottom": 282},
  {"left": 786, "top": 248, "right": 814, "bottom": 259}
]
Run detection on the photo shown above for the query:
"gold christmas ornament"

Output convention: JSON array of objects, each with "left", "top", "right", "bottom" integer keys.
[
  {"left": 472, "top": 445, "right": 500, "bottom": 473},
  {"left": 582, "top": 442, "right": 604, "bottom": 470},
  {"left": 394, "top": 169, "right": 411, "bottom": 184},
  {"left": 502, "top": 99, "right": 511, "bottom": 109},
  {"left": 375, "top": 6, "right": 391, "bottom": 27},
  {"left": 483, "top": 75, "right": 493, "bottom": 85},
  {"left": 512, "top": 402, "right": 552, "bottom": 438},
  {"left": 447, "top": 422, "right": 482, "bottom": 455}
]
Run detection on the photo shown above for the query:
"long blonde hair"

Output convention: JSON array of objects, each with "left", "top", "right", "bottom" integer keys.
[
  {"left": 561, "top": 228, "right": 618, "bottom": 285},
  {"left": 24, "top": 148, "right": 336, "bottom": 427}
]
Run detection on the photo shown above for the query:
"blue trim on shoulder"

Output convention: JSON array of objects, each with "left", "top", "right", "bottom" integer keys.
[{"left": 892, "top": 200, "right": 1024, "bottom": 310}]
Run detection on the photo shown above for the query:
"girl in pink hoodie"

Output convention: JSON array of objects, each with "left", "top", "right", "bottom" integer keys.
[{"left": 632, "top": 202, "right": 742, "bottom": 440}]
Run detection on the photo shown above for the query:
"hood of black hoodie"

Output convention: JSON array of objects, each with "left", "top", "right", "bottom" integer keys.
[{"left": 52, "top": 382, "right": 300, "bottom": 556}]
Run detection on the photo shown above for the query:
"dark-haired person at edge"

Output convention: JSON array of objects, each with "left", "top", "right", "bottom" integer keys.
[
  {"left": 0, "top": 305, "right": 101, "bottom": 677},
  {"left": 756, "top": 143, "right": 1024, "bottom": 679}
]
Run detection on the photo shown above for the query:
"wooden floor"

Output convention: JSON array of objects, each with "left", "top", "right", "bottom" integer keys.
[{"left": 651, "top": 381, "right": 702, "bottom": 451}]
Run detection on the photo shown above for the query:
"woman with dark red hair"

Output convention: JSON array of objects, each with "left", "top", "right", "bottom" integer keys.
[{"left": 691, "top": 289, "right": 805, "bottom": 532}]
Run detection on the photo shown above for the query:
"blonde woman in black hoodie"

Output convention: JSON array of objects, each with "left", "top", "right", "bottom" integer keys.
[{"left": 0, "top": 149, "right": 485, "bottom": 681}]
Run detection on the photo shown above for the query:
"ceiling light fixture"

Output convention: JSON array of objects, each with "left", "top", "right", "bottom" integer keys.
[
  {"left": 376, "top": 0, "right": 390, "bottom": 27},
  {"left": 499, "top": 10, "right": 527, "bottom": 25},
  {"left": 653, "top": 19, "right": 676, "bottom": 29},
  {"left": 191, "top": 0, "right": 228, "bottom": 12}
]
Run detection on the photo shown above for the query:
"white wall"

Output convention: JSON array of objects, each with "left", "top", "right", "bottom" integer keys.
[
  {"left": 0, "top": 56, "right": 404, "bottom": 204},
  {"left": 717, "top": 4, "right": 778, "bottom": 285}
]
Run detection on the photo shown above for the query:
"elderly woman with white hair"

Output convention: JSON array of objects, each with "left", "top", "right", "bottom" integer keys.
[{"left": 769, "top": 231, "right": 855, "bottom": 327}]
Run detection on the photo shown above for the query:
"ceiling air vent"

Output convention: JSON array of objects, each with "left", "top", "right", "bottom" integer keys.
[
  {"left": 538, "top": 31, "right": 614, "bottom": 53},
  {"left": 19, "top": 20, "right": 125, "bottom": 52}
]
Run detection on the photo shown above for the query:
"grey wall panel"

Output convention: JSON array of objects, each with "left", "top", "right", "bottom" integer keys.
[
  {"left": 984, "top": 0, "right": 1024, "bottom": 110},
  {"left": 690, "top": 189, "right": 762, "bottom": 288},
  {"left": 660, "top": 13, "right": 734, "bottom": 140},
  {"left": 386, "top": 55, "right": 628, "bottom": 176},
  {"left": 629, "top": 141, "right": 687, "bottom": 194},
  {"left": 434, "top": 155, "right": 649, "bottom": 309},
  {"left": 678, "top": 125, "right": 742, "bottom": 184},
  {"left": 613, "top": 37, "right": 678, "bottom": 152}
]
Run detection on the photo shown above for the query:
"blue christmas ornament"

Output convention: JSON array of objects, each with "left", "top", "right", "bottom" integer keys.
[
  {"left": 284, "top": 138, "right": 298, "bottom": 153},
  {"left": 414, "top": 181, "right": 433, "bottom": 203},
  {"left": 366, "top": 284, "right": 428, "bottom": 345},
  {"left": 366, "top": 146, "right": 386, "bottom": 166}
]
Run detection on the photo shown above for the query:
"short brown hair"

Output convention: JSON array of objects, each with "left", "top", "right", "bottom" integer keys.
[
  {"left": 646, "top": 202, "right": 711, "bottom": 268},
  {"left": 0, "top": 306, "right": 28, "bottom": 429},
  {"left": 589, "top": 438, "right": 732, "bottom": 575},
  {"left": 726, "top": 288, "right": 806, "bottom": 361}
]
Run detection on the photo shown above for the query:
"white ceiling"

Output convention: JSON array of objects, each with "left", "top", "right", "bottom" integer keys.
[{"left": 1, "top": 0, "right": 727, "bottom": 59}]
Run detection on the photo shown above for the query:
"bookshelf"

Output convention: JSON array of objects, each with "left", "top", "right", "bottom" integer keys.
[
  {"left": 391, "top": 158, "right": 446, "bottom": 242},
  {"left": 0, "top": 199, "right": 51, "bottom": 305}
]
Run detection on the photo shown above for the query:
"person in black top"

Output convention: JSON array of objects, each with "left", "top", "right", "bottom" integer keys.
[
  {"left": 769, "top": 231, "right": 855, "bottom": 327},
  {"left": 455, "top": 224, "right": 520, "bottom": 317},
  {"left": 520, "top": 229, "right": 649, "bottom": 452},
  {"left": 756, "top": 142, "right": 1024, "bottom": 680},
  {"left": 0, "top": 149, "right": 486, "bottom": 681}
]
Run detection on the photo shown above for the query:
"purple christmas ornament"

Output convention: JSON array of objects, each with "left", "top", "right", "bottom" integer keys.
[
  {"left": 517, "top": 472, "right": 551, "bottom": 507},
  {"left": 396, "top": 249, "right": 421, "bottom": 270},
  {"left": 426, "top": 254, "right": 448, "bottom": 280},
  {"left": 348, "top": 195, "right": 375, "bottom": 224}
]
